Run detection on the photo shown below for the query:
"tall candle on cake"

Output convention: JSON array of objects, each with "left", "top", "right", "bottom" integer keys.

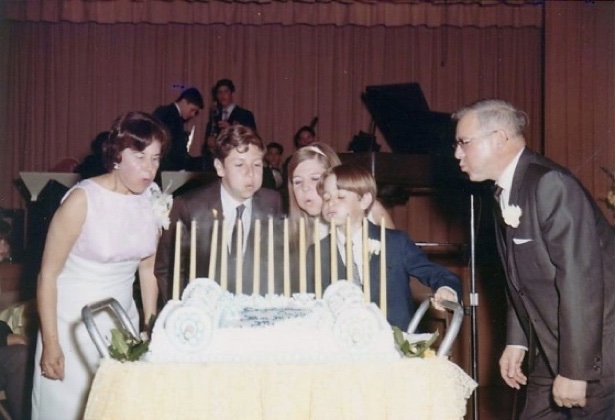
[
  {"left": 283, "top": 217, "right": 290, "bottom": 296},
  {"left": 267, "top": 217, "right": 274, "bottom": 294},
  {"left": 330, "top": 220, "right": 337, "bottom": 283},
  {"left": 362, "top": 217, "right": 370, "bottom": 302},
  {"left": 172, "top": 221, "right": 181, "bottom": 300},
  {"left": 208, "top": 210, "right": 219, "bottom": 281},
  {"left": 345, "top": 216, "right": 353, "bottom": 282},
  {"left": 380, "top": 219, "right": 387, "bottom": 317},
  {"left": 236, "top": 219, "right": 243, "bottom": 295},
  {"left": 189, "top": 219, "right": 196, "bottom": 282},
  {"left": 314, "top": 218, "right": 322, "bottom": 298},
  {"left": 299, "top": 217, "right": 306, "bottom": 293},
  {"left": 220, "top": 217, "right": 228, "bottom": 291},
  {"left": 253, "top": 219, "right": 261, "bottom": 295}
]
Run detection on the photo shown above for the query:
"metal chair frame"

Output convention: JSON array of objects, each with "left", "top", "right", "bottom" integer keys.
[
  {"left": 81, "top": 298, "right": 138, "bottom": 359},
  {"left": 406, "top": 298, "right": 464, "bottom": 358}
]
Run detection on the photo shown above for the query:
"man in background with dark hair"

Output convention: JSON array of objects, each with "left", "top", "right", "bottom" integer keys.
[
  {"left": 154, "top": 87, "right": 204, "bottom": 172},
  {"left": 205, "top": 78, "right": 256, "bottom": 141}
]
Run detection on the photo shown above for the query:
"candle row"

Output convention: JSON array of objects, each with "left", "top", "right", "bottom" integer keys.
[{"left": 171, "top": 216, "right": 387, "bottom": 316}]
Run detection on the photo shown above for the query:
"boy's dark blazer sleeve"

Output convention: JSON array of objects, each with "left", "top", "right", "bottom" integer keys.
[{"left": 391, "top": 228, "right": 462, "bottom": 298}]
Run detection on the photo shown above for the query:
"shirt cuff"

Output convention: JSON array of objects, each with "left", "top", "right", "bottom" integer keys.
[
  {"left": 437, "top": 286, "right": 458, "bottom": 302},
  {"left": 506, "top": 344, "right": 528, "bottom": 352}
]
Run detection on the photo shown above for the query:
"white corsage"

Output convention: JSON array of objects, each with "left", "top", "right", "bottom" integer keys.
[
  {"left": 367, "top": 239, "right": 381, "bottom": 256},
  {"left": 150, "top": 185, "right": 173, "bottom": 230},
  {"left": 502, "top": 205, "right": 522, "bottom": 228}
]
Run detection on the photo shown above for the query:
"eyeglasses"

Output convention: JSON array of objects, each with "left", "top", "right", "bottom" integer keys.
[{"left": 453, "top": 130, "right": 498, "bottom": 150}]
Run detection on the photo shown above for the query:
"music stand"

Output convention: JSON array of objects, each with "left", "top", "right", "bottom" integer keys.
[
  {"left": 20, "top": 172, "right": 80, "bottom": 201},
  {"left": 161, "top": 171, "right": 218, "bottom": 195}
]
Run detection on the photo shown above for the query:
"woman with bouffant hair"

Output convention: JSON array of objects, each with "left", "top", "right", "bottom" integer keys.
[{"left": 32, "top": 111, "right": 168, "bottom": 420}]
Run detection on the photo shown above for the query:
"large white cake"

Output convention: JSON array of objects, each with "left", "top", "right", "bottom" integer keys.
[{"left": 147, "top": 278, "right": 401, "bottom": 363}]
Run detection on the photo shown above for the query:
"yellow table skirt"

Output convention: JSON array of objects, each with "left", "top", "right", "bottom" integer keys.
[{"left": 85, "top": 358, "right": 476, "bottom": 420}]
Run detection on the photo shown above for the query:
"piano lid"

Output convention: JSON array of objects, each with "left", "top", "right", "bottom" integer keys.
[{"left": 361, "top": 83, "right": 455, "bottom": 154}]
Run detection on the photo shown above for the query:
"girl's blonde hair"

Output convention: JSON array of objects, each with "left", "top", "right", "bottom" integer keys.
[{"left": 286, "top": 142, "right": 340, "bottom": 245}]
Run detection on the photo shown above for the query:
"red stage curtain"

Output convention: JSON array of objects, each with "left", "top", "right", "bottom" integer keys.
[
  {"left": 544, "top": 1, "right": 615, "bottom": 223},
  {"left": 2, "top": 0, "right": 542, "bottom": 27}
]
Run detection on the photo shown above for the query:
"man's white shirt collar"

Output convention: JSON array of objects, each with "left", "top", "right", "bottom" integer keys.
[
  {"left": 496, "top": 147, "right": 524, "bottom": 208},
  {"left": 173, "top": 102, "right": 182, "bottom": 119},
  {"left": 222, "top": 103, "right": 237, "bottom": 119}
]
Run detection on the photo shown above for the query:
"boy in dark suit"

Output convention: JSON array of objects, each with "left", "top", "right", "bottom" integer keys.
[
  {"left": 155, "top": 125, "right": 283, "bottom": 304},
  {"left": 307, "top": 164, "right": 461, "bottom": 330}
]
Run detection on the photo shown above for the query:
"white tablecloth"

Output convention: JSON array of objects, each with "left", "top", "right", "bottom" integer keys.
[{"left": 85, "top": 358, "right": 476, "bottom": 420}]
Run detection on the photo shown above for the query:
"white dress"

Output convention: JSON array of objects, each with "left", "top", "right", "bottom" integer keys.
[{"left": 31, "top": 180, "right": 159, "bottom": 420}]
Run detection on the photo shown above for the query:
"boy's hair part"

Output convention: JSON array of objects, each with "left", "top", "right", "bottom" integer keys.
[
  {"left": 213, "top": 124, "right": 264, "bottom": 162},
  {"left": 318, "top": 164, "right": 377, "bottom": 212}
]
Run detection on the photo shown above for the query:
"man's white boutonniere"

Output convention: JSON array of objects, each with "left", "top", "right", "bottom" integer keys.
[
  {"left": 502, "top": 205, "right": 522, "bottom": 228},
  {"left": 368, "top": 239, "right": 381, "bottom": 256},
  {"left": 150, "top": 185, "right": 173, "bottom": 230}
]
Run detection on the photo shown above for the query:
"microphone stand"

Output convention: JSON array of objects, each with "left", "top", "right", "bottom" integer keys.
[{"left": 469, "top": 193, "right": 479, "bottom": 420}]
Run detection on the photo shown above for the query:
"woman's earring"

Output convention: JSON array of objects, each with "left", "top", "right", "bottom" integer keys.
[{"left": 113, "top": 162, "right": 120, "bottom": 170}]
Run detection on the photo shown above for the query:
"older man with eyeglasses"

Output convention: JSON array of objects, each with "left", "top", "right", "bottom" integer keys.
[{"left": 454, "top": 99, "right": 615, "bottom": 419}]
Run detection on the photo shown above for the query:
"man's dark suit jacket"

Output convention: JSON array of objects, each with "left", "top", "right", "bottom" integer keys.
[
  {"left": 205, "top": 105, "right": 256, "bottom": 137},
  {"left": 153, "top": 103, "right": 193, "bottom": 171},
  {"left": 155, "top": 180, "right": 283, "bottom": 304},
  {"left": 306, "top": 221, "right": 462, "bottom": 330},
  {"left": 495, "top": 148, "right": 615, "bottom": 381}
]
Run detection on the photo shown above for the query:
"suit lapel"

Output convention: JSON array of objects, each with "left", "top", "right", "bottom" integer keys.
[
  {"left": 366, "top": 222, "right": 383, "bottom": 302},
  {"left": 503, "top": 148, "right": 533, "bottom": 290}
]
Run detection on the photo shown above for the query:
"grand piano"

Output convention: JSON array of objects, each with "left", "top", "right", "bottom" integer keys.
[{"left": 339, "top": 82, "right": 464, "bottom": 206}]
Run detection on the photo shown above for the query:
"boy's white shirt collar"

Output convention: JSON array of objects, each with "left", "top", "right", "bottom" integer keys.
[{"left": 335, "top": 226, "right": 365, "bottom": 283}]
